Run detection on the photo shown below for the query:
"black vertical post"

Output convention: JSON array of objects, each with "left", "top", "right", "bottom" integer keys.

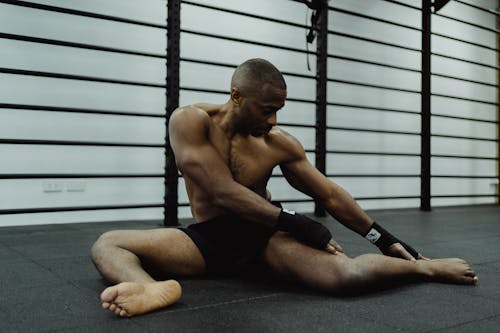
[
  {"left": 164, "top": 0, "right": 181, "bottom": 226},
  {"left": 314, "top": 2, "right": 328, "bottom": 217},
  {"left": 420, "top": 0, "right": 432, "bottom": 211},
  {"left": 497, "top": 2, "right": 500, "bottom": 205}
]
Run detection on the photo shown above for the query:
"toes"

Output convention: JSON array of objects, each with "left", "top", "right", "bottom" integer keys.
[
  {"left": 462, "top": 275, "right": 478, "bottom": 285},
  {"left": 465, "top": 270, "right": 476, "bottom": 277},
  {"left": 100, "top": 286, "right": 118, "bottom": 303},
  {"left": 114, "top": 307, "right": 122, "bottom": 316},
  {"left": 109, "top": 304, "right": 117, "bottom": 311},
  {"left": 119, "top": 309, "right": 129, "bottom": 317},
  {"left": 102, "top": 302, "right": 110, "bottom": 309}
]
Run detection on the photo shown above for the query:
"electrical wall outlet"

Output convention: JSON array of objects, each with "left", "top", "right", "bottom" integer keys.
[
  {"left": 66, "top": 181, "right": 86, "bottom": 192},
  {"left": 43, "top": 181, "right": 64, "bottom": 193}
]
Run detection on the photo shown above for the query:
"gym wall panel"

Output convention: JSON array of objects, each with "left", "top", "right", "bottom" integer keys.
[
  {"left": 0, "top": 110, "right": 164, "bottom": 144},
  {"left": 432, "top": 137, "right": 496, "bottom": 157},
  {"left": 180, "top": 34, "right": 317, "bottom": 75},
  {"left": 432, "top": 56, "right": 496, "bottom": 85},
  {"left": 327, "top": 130, "right": 420, "bottom": 154},
  {"left": 277, "top": 101, "right": 316, "bottom": 126},
  {"left": 329, "top": 58, "right": 421, "bottom": 91},
  {"left": 432, "top": 178, "right": 497, "bottom": 196},
  {"left": 29, "top": 0, "right": 167, "bottom": 25},
  {"left": 327, "top": 83, "right": 421, "bottom": 111},
  {"left": 188, "top": 0, "right": 309, "bottom": 26},
  {"left": 432, "top": 116, "right": 497, "bottom": 140},
  {"left": 181, "top": 4, "right": 308, "bottom": 51},
  {"left": 327, "top": 106, "right": 420, "bottom": 133},
  {"left": 0, "top": 4, "right": 166, "bottom": 53},
  {"left": 327, "top": 154, "right": 420, "bottom": 175},
  {"left": 432, "top": 76, "right": 496, "bottom": 101},
  {"left": 0, "top": 145, "right": 164, "bottom": 174},
  {"left": 430, "top": 0, "right": 499, "bottom": 206},
  {"left": 331, "top": 177, "right": 420, "bottom": 199},
  {"left": 0, "top": 0, "right": 167, "bottom": 226},
  {"left": 0, "top": 74, "right": 165, "bottom": 114},
  {"left": 0, "top": 179, "right": 163, "bottom": 211},
  {"left": 329, "top": 35, "right": 421, "bottom": 71},
  {"left": 327, "top": 0, "right": 499, "bottom": 210},
  {"left": 180, "top": 61, "right": 316, "bottom": 101},
  {"left": 431, "top": 96, "right": 497, "bottom": 121},
  {"left": 432, "top": 157, "right": 496, "bottom": 176},
  {"left": 332, "top": 0, "right": 420, "bottom": 28},
  {"left": 1, "top": 0, "right": 498, "bottom": 226},
  {"left": 330, "top": 14, "right": 420, "bottom": 50},
  {"left": 0, "top": 38, "right": 166, "bottom": 83}
]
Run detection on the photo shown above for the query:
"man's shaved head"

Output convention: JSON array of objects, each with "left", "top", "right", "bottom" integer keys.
[{"left": 231, "top": 58, "right": 286, "bottom": 97}]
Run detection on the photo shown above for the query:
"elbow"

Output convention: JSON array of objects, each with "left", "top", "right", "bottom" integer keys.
[
  {"left": 210, "top": 184, "right": 236, "bottom": 210},
  {"left": 319, "top": 190, "right": 337, "bottom": 211}
]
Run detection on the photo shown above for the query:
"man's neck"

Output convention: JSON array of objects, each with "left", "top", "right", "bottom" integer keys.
[{"left": 217, "top": 101, "right": 243, "bottom": 139}]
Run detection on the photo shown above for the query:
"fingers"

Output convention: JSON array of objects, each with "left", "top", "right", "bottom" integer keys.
[
  {"left": 325, "top": 243, "right": 337, "bottom": 254},
  {"left": 325, "top": 239, "right": 344, "bottom": 255},
  {"left": 389, "top": 243, "right": 416, "bottom": 262},
  {"left": 417, "top": 254, "right": 431, "bottom": 260}
]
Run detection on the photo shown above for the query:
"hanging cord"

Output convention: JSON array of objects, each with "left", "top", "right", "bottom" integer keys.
[
  {"left": 303, "top": 0, "right": 325, "bottom": 71},
  {"left": 305, "top": 6, "right": 311, "bottom": 71}
]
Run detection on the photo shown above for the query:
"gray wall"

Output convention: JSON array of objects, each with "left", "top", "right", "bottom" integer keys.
[{"left": 0, "top": 0, "right": 498, "bottom": 226}]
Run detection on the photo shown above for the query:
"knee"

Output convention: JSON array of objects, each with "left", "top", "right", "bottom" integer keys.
[
  {"left": 90, "top": 230, "right": 119, "bottom": 263},
  {"left": 316, "top": 256, "right": 364, "bottom": 294}
]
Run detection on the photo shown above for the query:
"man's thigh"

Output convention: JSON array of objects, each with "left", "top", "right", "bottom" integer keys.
[
  {"left": 104, "top": 228, "right": 206, "bottom": 277},
  {"left": 262, "top": 231, "right": 351, "bottom": 291}
]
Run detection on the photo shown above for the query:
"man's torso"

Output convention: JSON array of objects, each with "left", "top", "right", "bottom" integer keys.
[{"left": 181, "top": 103, "right": 293, "bottom": 222}]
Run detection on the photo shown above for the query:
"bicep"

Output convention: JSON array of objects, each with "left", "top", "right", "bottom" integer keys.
[
  {"left": 280, "top": 154, "right": 333, "bottom": 201},
  {"left": 169, "top": 110, "right": 233, "bottom": 197}
]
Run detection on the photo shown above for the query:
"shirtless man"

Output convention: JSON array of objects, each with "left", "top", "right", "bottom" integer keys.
[{"left": 91, "top": 58, "right": 478, "bottom": 317}]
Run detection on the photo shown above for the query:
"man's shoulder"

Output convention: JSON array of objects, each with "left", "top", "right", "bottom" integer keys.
[
  {"left": 268, "top": 126, "right": 306, "bottom": 161},
  {"left": 172, "top": 105, "right": 209, "bottom": 121}
]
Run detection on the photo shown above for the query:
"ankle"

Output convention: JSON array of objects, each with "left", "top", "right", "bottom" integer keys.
[{"left": 415, "top": 260, "right": 434, "bottom": 280}]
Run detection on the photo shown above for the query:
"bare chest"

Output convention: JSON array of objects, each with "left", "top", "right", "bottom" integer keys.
[{"left": 211, "top": 131, "right": 277, "bottom": 190}]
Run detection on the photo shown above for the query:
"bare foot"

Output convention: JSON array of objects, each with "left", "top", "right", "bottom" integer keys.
[
  {"left": 417, "top": 258, "right": 478, "bottom": 285},
  {"left": 100, "top": 280, "right": 182, "bottom": 317}
]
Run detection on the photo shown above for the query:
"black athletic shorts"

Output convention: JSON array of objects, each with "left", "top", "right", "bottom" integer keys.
[{"left": 179, "top": 202, "right": 282, "bottom": 276}]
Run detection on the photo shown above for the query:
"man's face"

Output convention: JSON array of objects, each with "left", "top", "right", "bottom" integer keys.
[{"left": 239, "top": 84, "right": 286, "bottom": 137}]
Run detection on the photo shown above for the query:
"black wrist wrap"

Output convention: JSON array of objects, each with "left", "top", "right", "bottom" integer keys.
[
  {"left": 277, "top": 209, "right": 331, "bottom": 249},
  {"left": 364, "top": 222, "right": 419, "bottom": 258}
]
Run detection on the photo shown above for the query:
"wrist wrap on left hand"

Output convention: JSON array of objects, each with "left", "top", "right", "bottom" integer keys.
[{"left": 364, "top": 222, "right": 419, "bottom": 258}]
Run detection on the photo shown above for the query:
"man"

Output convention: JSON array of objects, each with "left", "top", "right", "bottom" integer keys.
[{"left": 91, "top": 58, "right": 478, "bottom": 318}]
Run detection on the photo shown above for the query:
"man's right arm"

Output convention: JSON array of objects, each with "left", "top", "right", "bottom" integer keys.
[
  {"left": 169, "top": 107, "right": 335, "bottom": 251},
  {"left": 169, "top": 107, "right": 280, "bottom": 226}
]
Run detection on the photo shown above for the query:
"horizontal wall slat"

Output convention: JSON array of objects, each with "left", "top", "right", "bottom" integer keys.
[
  {"left": 1, "top": 67, "right": 165, "bottom": 88},
  {"left": 0, "top": 139, "right": 163, "bottom": 148},
  {"left": 0, "top": 0, "right": 166, "bottom": 29},
  {"left": 0, "top": 174, "right": 163, "bottom": 179},
  {"left": 181, "top": 0, "right": 313, "bottom": 30},
  {"left": 0, "top": 204, "right": 164, "bottom": 215},
  {"left": 328, "top": 5, "right": 421, "bottom": 32},
  {"left": 181, "top": 29, "right": 316, "bottom": 55},
  {"left": 0, "top": 103, "right": 164, "bottom": 118},
  {"left": 0, "top": 32, "right": 165, "bottom": 58}
]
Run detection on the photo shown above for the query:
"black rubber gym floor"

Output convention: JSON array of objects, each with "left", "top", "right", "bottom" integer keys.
[{"left": 1, "top": 205, "right": 499, "bottom": 332}]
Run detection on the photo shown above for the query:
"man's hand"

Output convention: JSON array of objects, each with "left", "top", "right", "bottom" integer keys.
[
  {"left": 277, "top": 209, "right": 332, "bottom": 250},
  {"left": 385, "top": 243, "right": 429, "bottom": 261},
  {"left": 325, "top": 239, "right": 344, "bottom": 255}
]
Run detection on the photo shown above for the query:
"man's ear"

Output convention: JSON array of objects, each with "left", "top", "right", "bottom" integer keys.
[{"left": 230, "top": 87, "right": 242, "bottom": 105}]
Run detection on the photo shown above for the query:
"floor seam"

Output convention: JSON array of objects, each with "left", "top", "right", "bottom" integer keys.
[
  {"left": 155, "top": 293, "right": 283, "bottom": 315},
  {"left": 424, "top": 312, "right": 500, "bottom": 332}
]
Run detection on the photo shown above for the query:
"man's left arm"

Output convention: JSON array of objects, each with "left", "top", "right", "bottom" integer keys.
[{"left": 279, "top": 136, "right": 423, "bottom": 261}]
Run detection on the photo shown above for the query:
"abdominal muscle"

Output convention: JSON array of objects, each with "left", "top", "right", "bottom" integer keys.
[{"left": 185, "top": 177, "right": 271, "bottom": 223}]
